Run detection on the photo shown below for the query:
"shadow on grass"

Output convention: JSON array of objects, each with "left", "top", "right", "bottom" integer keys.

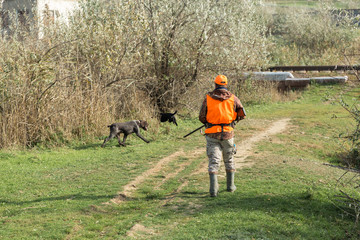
[
  {"left": 178, "top": 191, "right": 209, "bottom": 199},
  {"left": 164, "top": 191, "right": 356, "bottom": 239},
  {"left": 72, "top": 143, "right": 103, "bottom": 150},
  {"left": 0, "top": 193, "right": 112, "bottom": 205},
  {"left": 72, "top": 141, "right": 142, "bottom": 150},
  {"left": 202, "top": 191, "right": 350, "bottom": 225},
  {"left": 165, "top": 189, "right": 342, "bottom": 217}
]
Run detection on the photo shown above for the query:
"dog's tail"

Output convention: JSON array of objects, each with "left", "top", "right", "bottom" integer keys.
[{"left": 173, "top": 110, "right": 178, "bottom": 115}]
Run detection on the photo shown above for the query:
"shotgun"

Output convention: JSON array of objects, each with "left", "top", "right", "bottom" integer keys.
[{"left": 183, "top": 125, "right": 205, "bottom": 138}]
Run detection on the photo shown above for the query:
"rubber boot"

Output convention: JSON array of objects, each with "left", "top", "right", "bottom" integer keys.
[
  {"left": 209, "top": 173, "right": 219, "bottom": 197},
  {"left": 226, "top": 171, "right": 236, "bottom": 192}
]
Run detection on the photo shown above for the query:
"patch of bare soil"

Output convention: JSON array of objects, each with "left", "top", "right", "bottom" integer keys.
[
  {"left": 65, "top": 221, "right": 83, "bottom": 240},
  {"left": 126, "top": 223, "right": 155, "bottom": 238}
]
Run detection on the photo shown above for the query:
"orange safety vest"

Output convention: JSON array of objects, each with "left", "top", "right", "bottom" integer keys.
[{"left": 205, "top": 94, "right": 237, "bottom": 134}]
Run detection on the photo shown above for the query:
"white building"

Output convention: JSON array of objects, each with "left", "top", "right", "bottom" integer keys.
[{"left": 1, "top": 0, "right": 79, "bottom": 36}]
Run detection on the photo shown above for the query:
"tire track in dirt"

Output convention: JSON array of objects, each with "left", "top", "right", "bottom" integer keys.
[
  {"left": 154, "top": 149, "right": 204, "bottom": 190},
  {"left": 125, "top": 118, "right": 291, "bottom": 238},
  {"left": 104, "top": 151, "right": 185, "bottom": 205},
  {"left": 104, "top": 149, "right": 205, "bottom": 205},
  {"left": 163, "top": 118, "right": 291, "bottom": 201},
  {"left": 107, "top": 118, "right": 291, "bottom": 206},
  {"left": 234, "top": 118, "right": 291, "bottom": 167}
]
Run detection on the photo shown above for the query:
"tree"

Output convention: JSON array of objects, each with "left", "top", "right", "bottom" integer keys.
[
  {"left": 135, "top": 0, "right": 269, "bottom": 111},
  {"left": 68, "top": 0, "right": 269, "bottom": 112}
]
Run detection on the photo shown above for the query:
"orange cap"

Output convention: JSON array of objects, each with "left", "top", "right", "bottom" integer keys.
[{"left": 214, "top": 75, "right": 228, "bottom": 85}]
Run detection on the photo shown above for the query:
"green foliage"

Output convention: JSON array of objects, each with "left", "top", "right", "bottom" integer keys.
[
  {"left": 338, "top": 98, "right": 360, "bottom": 167},
  {"left": 333, "top": 91, "right": 360, "bottom": 224}
]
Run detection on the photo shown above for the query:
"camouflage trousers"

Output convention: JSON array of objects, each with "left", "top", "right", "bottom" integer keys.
[{"left": 206, "top": 136, "right": 236, "bottom": 173}]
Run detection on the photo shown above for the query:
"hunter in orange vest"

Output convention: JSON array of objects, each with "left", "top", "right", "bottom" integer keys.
[{"left": 199, "top": 74, "right": 246, "bottom": 197}]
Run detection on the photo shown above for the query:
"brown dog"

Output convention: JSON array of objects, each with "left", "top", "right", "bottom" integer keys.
[{"left": 101, "top": 120, "right": 150, "bottom": 147}]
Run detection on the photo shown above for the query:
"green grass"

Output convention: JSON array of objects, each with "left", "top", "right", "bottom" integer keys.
[{"left": 1, "top": 83, "right": 360, "bottom": 239}]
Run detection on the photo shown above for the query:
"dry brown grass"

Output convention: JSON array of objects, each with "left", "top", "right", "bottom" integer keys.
[{"left": 0, "top": 0, "right": 358, "bottom": 149}]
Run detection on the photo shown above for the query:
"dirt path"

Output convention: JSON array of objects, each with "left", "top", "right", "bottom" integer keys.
[
  {"left": 234, "top": 118, "right": 291, "bottom": 168},
  {"left": 105, "top": 148, "right": 206, "bottom": 205},
  {"left": 124, "top": 118, "right": 291, "bottom": 238},
  {"left": 66, "top": 118, "right": 292, "bottom": 239},
  {"left": 162, "top": 118, "right": 292, "bottom": 200},
  {"left": 105, "top": 118, "right": 291, "bottom": 206}
]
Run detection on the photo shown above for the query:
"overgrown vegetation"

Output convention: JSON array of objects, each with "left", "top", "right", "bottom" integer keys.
[
  {"left": 0, "top": 0, "right": 271, "bottom": 148},
  {"left": 264, "top": 1, "right": 360, "bottom": 65},
  {"left": 0, "top": 0, "right": 359, "bottom": 148},
  {"left": 332, "top": 73, "right": 360, "bottom": 224},
  {"left": 338, "top": 98, "right": 360, "bottom": 168}
]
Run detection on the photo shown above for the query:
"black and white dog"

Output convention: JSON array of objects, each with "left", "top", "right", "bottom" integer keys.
[
  {"left": 101, "top": 120, "right": 150, "bottom": 147},
  {"left": 160, "top": 111, "right": 178, "bottom": 126}
]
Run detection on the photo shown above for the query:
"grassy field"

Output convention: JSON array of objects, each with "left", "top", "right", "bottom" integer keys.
[{"left": 1, "top": 81, "right": 360, "bottom": 239}]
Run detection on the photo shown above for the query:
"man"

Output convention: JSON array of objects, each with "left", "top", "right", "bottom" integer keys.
[{"left": 199, "top": 75, "right": 246, "bottom": 197}]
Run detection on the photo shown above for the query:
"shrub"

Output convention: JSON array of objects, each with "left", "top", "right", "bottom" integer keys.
[
  {"left": 333, "top": 76, "right": 360, "bottom": 224},
  {"left": 267, "top": 2, "right": 359, "bottom": 65},
  {"left": 338, "top": 97, "right": 360, "bottom": 167},
  {"left": 0, "top": 0, "right": 270, "bottom": 148}
]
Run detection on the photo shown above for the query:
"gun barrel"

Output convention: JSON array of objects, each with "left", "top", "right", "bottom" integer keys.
[{"left": 183, "top": 125, "right": 205, "bottom": 138}]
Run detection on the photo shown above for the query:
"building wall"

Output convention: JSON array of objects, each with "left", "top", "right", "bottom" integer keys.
[
  {"left": 2, "top": 0, "right": 36, "bottom": 20},
  {"left": 37, "top": 0, "right": 78, "bottom": 23},
  {"left": 2, "top": 0, "right": 36, "bottom": 11},
  {"left": 2, "top": 0, "right": 78, "bottom": 18},
  {"left": 1, "top": 0, "right": 36, "bottom": 36},
  {"left": 1, "top": 0, "right": 78, "bottom": 37}
]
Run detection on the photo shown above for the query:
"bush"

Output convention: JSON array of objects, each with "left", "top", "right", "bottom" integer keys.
[
  {"left": 339, "top": 97, "right": 360, "bottom": 168},
  {"left": 333, "top": 78, "right": 360, "bottom": 224},
  {"left": 0, "top": 0, "right": 269, "bottom": 148},
  {"left": 266, "top": 2, "right": 359, "bottom": 65}
]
